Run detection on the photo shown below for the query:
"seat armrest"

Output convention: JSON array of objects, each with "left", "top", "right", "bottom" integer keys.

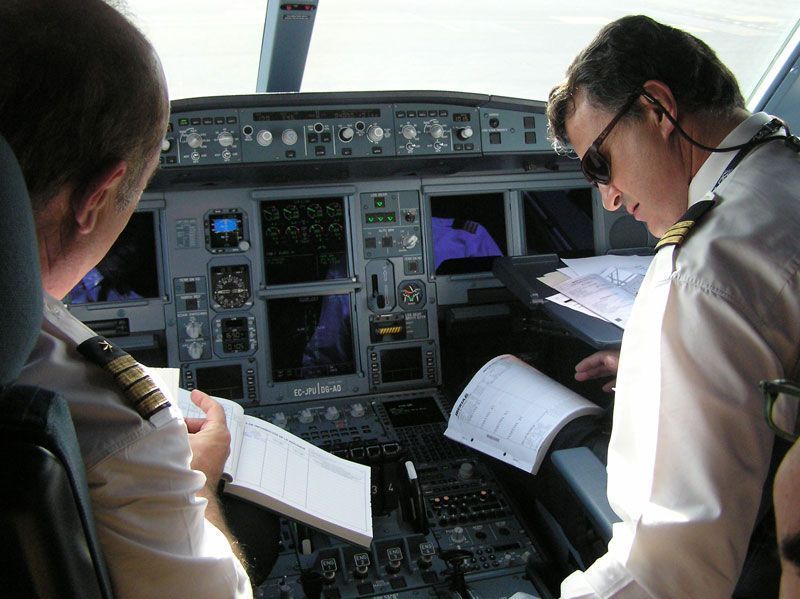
[{"left": 551, "top": 447, "right": 620, "bottom": 543}]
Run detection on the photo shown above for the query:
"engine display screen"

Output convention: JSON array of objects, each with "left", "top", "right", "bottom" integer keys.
[
  {"left": 261, "top": 197, "right": 348, "bottom": 285},
  {"left": 267, "top": 295, "right": 356, "bottom": 382}
]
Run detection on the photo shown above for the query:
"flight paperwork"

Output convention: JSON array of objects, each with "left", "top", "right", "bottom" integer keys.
[
  {"left": 154, "top": 367, "right": 374, "bottom": 547},
  {"left": 444, "top": 355, "right": 603, "bottom": 475},
  {"left": 493, "top": 254, "right": 653, "bottom": 349},
  {"left": 539, "top": 255, "right": 653, "bottom": 329}
]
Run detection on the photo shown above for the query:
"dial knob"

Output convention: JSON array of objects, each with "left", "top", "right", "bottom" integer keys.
[
  {"left": 338, "top": 126, "right": 354, "bottom": 143},
  {"left": 429, "top": 124, "right": 445, "bottom": 139},
  {"left": 256, "top": 129, "right": 273, "bottom": 147},
  {"left": 281, "top": 129, "right": 298, "bottom": 145},
  {"left": 186, "top": 132, "right": 203, "bottom": 149},
  {"left": 457, "top": 126, "right": 474, "bottom": 140},
  {"left": 458, "top": 462, "right": 475, "bottom": 480},
  {"left": 324, "top": 406, "right": 340, "bottom": 421},
  {"left": 350, "top": 403, "right": 365, "bottom": 418},
  {"left": 298, "top": 409, "right": 314, "bottom": 424},
  {"left": 366, "top": 125, "right": 384, "bottom": 143},
  {"left": 185, "top": 321, "right": 203, "bottom": 339},
  {"left": 272, "top": 412, "right": 288, "bottom": 428},
  {"left": 187, "top": 340, "right": 205, "bottom": 360},
  {"left": 161, "top": 138, "right": 172, "bottom": 153},
  {"left": 402, "top": 234, "right": 419, "bottom": 249},
  {"left": 217, "top": 131, "right": 234, "bottom": 147},
  {"left": 401, "top": 124, "right": 417, "bottom": 140},
  {"left": 450, "top": 526, "right": 467, "bottom": 544}
]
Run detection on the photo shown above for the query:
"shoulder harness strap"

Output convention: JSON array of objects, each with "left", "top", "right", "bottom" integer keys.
[
  {"left": 654, "top": 199, "right": 716, "bottom": 252},
  {"left": 77, "top": 335, "right": 171, "bottom": 420}
]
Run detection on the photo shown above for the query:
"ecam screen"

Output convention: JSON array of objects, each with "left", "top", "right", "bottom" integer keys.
[{"left": 66, "top": 211, "right": 160, "bottom": 304}]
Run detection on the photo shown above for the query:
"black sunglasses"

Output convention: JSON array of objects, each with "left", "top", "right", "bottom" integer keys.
[{"left": 581, "top": 91, "right": 643, "bottom": 187}]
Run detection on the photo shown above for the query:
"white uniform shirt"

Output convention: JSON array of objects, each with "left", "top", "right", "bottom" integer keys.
[
  {"left": 561, "top": 113, "right": 800, "bottom": 598},
  {"left": 19, "top": 294, "right": 252, "bottom": 599}
]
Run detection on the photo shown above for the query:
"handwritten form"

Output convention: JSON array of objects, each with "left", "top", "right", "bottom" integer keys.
[{"left": 445, "top": 355, "right": 602, "bottom": 474}]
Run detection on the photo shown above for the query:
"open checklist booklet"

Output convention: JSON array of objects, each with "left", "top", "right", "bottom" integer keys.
[
  {"left": 148, "top": 367, "right": 373, "bottom": 547},
  {"left": 444, "top": 355, "right": 603, "bottom": 474}
]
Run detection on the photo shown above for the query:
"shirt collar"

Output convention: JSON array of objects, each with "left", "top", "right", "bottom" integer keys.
[{"left": 688, "top": 112, "right": 773, "bottom": 207}]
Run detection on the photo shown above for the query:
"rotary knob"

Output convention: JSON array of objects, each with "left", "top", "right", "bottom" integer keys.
[
  {"left": 256, "top": 129, "right": 273, "bottom": 147},
  {"left": 457, "top": 126, "right": 474, "bottom": 140},
  {"left": 185, "top": 321, "right": 203, "bottom": 339},
  {"left": 217, "top": 131, "right": 234, "bottom": 147},
  {"left": 186, "top": 132, "right": 203, "bottom": 149},
  {"left": 187, "top": 340, "right": 205, "bottom": 360},
  {"left": 338, "top": 126, "right": 355, "bottom": 143},
  {"left": 401, "top": 124, "right": 417, "bottom": 140},
  {"left": 272, "top": 412, "right": 288, "bottom": 428},
  {"left": 366, "top": 125, "right": 384, "bottom": 143},
  {"left": 281, "top": 128, "right": 298, "bottom": 146},
  {"left": 350, "top": 403, "right": 365, "bottom": 418},
  {"left": 458, "top": 462, "right": 475, "bottom": 480},
  {"left": 161, "top": 138, "right": 172, "bottom": 152},
  {"left": 298, "top": 408, "right": 314, "bottom": 424},
  {"left": 402, "top": 234, "right": 419, "bottom": 250},
  {"left": 450, "top": 526, "right": 467, "bottom": 544},
  {"left": 324, "top": 406, "right": 340, "bottom": 421},
  {"left": 429, "top": 123, "right": 445, "bottom": 139}
]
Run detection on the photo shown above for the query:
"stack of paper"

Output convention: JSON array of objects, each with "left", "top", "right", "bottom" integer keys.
[{"left": 538, "top": 255, "right": 653, "bottom": 329}]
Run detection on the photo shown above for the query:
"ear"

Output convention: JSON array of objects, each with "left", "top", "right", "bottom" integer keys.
[
  {"left": 72, "top": 160, "right": 128, "bottom": 234},
  {"left": 641, "top": 80, "right": 678, "bottom": 140}
]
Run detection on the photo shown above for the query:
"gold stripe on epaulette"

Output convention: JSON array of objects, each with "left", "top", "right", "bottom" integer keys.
[
  {"left": 136, "top": 391, "right": 170, "bottom": 417},
  {"left": 655, "top": 234, "right": 685, "bottom": 250},
  {"left": 662, "top": 224, "right": 692, "bottom": 238},
  {"left": 106, "top": 354, "right": 137, "bottom": 376},
  {"left": 669, "top": 219, "right": 694, "bottom": 230},
  {"left": 115, "top": 367, "right": 145, "bottom": 389},
  {"left": 125, "top": 377, "right": 159, "bottom": 404}
]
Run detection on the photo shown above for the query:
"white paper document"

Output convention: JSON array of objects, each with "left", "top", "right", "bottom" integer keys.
[
  {"left": 444, "top": 355, "right": 603, "bottom": 474},
  {"left": 155, "top": 368, "right": 372, "bottom": 547}
]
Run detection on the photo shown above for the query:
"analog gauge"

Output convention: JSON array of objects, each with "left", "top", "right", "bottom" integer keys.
[
  {"left": 306, "top": 203, "right": 323, "bottom": 219},
  {"left": 282, "top": 204, "right": 299, "bottom": 221},
  {"left": 210, "top": 265, "right": 251, "bottom": 309},
  {"left": 309, "top": 223, "right": 323, "bottom": 237},
  {"left": 328, "top": 223, "right": 343, "bottom": 237},
  {"left": 263, "top": 205, "right": 280, "bottom": 221},
  {"left": 265, "top": 226, "right": 281, "bottom": 239},
  {"left": 325, "top": 202, "right": 343, "bottom": 218}
]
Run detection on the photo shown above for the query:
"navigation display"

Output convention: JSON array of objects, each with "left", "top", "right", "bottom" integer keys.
[
  {"left": 261, "top": 197, "right": 348, "bottom": 285},
  {"left": 267, "top": 295, "right": 356, "bottom": 382}
]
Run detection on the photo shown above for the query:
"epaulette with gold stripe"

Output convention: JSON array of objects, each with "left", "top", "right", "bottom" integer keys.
[
  {"left": 654, "top": 199, "right": 716, "bottom": 252},
  {"left": 77, "top": 335, "right": 171, "bottom": 420}
]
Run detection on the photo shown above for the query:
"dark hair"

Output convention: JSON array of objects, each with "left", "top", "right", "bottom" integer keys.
[
  {"left": 546, "top": 15, "right": 745, "bottom": 151},
  {"left": 0, "top": 0, "right": 167, "bottom": 212}
]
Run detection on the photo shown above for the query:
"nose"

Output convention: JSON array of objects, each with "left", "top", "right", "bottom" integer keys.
[{"left": 599, "top": 183, "right": 623, "bottom": 211}]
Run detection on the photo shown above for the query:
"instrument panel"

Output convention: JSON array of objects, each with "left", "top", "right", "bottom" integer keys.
[{"left": 64, "top": 91, "right": 650, "bottom": 598}]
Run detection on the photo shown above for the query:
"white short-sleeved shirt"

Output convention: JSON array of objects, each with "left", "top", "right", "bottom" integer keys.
[
  {"left": 19, "top": 293, "right": 252, "bottom": 599},
  {"left": 561, "top": 113, "right": 800, "bottom": 598}
]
